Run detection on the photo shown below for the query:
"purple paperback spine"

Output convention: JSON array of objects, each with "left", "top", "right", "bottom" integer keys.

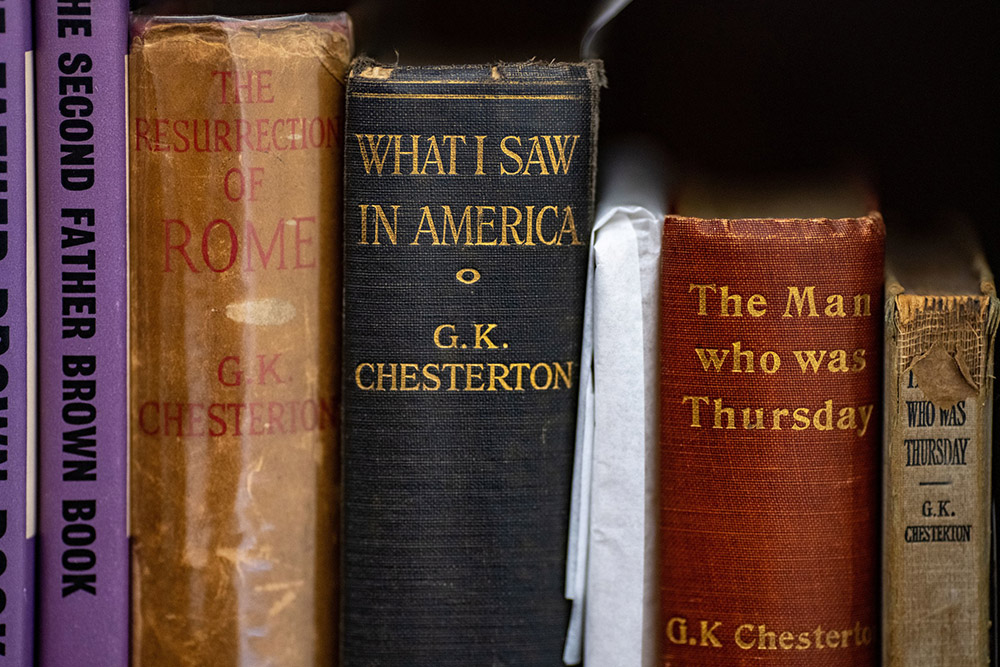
[
  {"left": 34, "top": 0, "right": 128, "bottom": 664},
  {"left": 0, "top": 1, "right": 36, "bottom": 664}
]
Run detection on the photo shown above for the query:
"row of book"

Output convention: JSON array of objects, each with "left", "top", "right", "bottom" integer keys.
[{"left": 2, "top": 4, "right": 993, "bottom": 666}]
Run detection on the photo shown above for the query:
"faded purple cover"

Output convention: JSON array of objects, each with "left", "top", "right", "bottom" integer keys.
[
  {"left": 35, "top": 0, "right": 128, "bottom": 664},
  {"left": 1, "top": 0, "right": 35, "bottom": 663}
]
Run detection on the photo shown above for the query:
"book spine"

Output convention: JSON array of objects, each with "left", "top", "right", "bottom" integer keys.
[
  {"left": 127, "top": 16, "right": 351, "bottom": 665},
  {"left": 883, "top": 290, "right": 998, "bottom": 665},
  {"left": 0, "top": 1, "right": 35, "bottom": 663},
  {"left": 659, "top": 216, "right": 884, "bottom": 666},
  {"left": 34, "top": 1, "right": 128, "bottom": 664},
  {"left": 342, "top": 60, "right": 601, "bottom": 666}
]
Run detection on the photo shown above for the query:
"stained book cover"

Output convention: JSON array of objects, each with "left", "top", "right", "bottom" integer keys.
[
  {"left": 35, "top": 1, "right": 129, "bottom": 663},
  {"left": 883, "top": 228, "right": 997, "bottom": 666},
  {"left": 660, "top": 210, "right": 883, "bottom": 666},
  {"left": 128, "top": 14, "right": 351, "bottom": 665},
  {"left": 343, "top": 60, "right": 602, "bottom": 666},
  {"left": 0, "top": 1, "right": 35, "bottom": 663}
]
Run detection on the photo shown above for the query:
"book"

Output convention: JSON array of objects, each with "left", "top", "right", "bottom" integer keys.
[
  {"left": 883, "top": 224, "right": 997, "bottom": 666},
  {"left": 564, "top": 139, "right": 665, "bottom": 667},
  {"left": 34, "top": 1, "right": 129, "bottom": 663},
  {"left": 342, "top": 60, "right": 602, "bottom": 666},
  {"left": 0, "top": 1, "right": 35, "bottom": 662},
  {"left": 127, "top": 14, "right": 351, "bottom": 665},
  {"left": 659, "top": 178, "right": 883, "bottom": 665}
]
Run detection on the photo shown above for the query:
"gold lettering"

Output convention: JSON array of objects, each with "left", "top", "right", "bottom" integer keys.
[
  {"left": 557, "top": 206, "right": 582, "bottom": 245},
  {"left": 535, "top": 205, "right": 559, "bottom": 245},
  {"left": 433, "top": 324, "right": 458, "bottom": 348},
  {"left": 682, "top": 395, "right": 710, "bottom": 427},
  {"left": 422, "top": 364, "right": 441, "bottom": 391},
  {"left": 720, "top": 285, "right": 742, "bottom": 316},
  {"left": 500, "top": 206, "right": 523, "bottom": 245},
  {"left": 393, "top": 134, "right": 420, "bottom": 175},
  {"left": 419, "top": 135, "right": 445, "bottom": 175},
  {"left": 784, "top": 286, "right": 818, "bottom": 317},
  {"left": 735, "top": 624, "right": 754, "bottom": 649},
  {"left": 465, "top": 364, "right": 485, "bottom": 391},
  {"left": 530, "top": 363, "right": 553, "bottom": 390},
  {"left": 476, "top": 206, "right": 497, "bottom": 245},
  {"left": 499, "top": 135, "right": 523, "bottom": 175},
  {"left": 355, "top": 134, "right": 392, "bottom": 174},
  {"left": 443, "top": 206, "right": 473, "bottom": 245},
  {"left": 553, "top": 361, "right": 573, "bottom": 389},
  {"left": 522, "top": 136, "right": 550, "bottom": 175},
  {"left": 474, "top": 135, "right": 486, "bottom": 175},
  {"left": 359, "top": 204, "right": 398, "bottom": 245},
  {"left": 714, "top": 398, "right": 735, "bottom": 429},
  {"left": 442, "top": 135, "right": 465, "bottom": 175},
  {"left": 689, "top": 284, "right": 717, "bottom": 315},
  {"left": 854, "top": 293, "right": 871, "bottom": 316},
  {"left": 355, "top": 363, "right": 374, "bottom": 390},
  {"left": 399, "top": 363, "right": 420, "bottom": 391},
  {"left": 824, "top": 294, "right": 846, "bottom": 317},
  {"left": 488, "top": 363, "right": 512, "bottom": 391},
  {"left": 542, "top": 134, "right": 578, "bottom": 174},
  {"left": 411, "top": 206, "right": 442, "bottom": 245}
]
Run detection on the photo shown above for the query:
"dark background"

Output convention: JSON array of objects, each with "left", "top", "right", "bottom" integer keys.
[{"left": 130, "top": 0, "right": 1000, "bottom": 248}]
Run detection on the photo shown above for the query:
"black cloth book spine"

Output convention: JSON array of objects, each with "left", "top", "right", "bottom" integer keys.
[{"left": 343, "top": 60, "right": 602, "bottom": 666}]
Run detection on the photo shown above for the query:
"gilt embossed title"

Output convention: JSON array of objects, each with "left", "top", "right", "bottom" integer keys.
[
  {"left": 351, "top": 128, "right": 583, "bottom": 395},
  {"left": 354, "top": 132, "right": 582, "bottom": 247},
  {"left": 681, "top": 283, "right": 875, "bottom": 437}
]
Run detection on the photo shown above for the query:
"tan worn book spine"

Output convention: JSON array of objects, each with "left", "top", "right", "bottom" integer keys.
[
  {"left": 884, "top": 254, "right": 998, "bottom": 666},
  {"left": 128, "top": 16, "right": 350, "bottom": 665}
]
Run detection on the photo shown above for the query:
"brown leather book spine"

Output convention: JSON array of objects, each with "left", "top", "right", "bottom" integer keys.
[
  {"left": 128, "top": 15, "right": 351, "bottom": 665},
  {"left": 659, "top": 215, "right": 884, "bottom": 666}
]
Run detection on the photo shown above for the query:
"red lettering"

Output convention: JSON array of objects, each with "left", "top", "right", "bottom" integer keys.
[
  {"left": 154, "top": 118, "right": 170, "bottom": 152},
  {"left": 267, "top": 402, "right": 286, "bottom": 433},
  {"left": 208, "top": 404, "right": 228, "bottom": 437},
  {"left": 135, "top": 118, "right": 152, "bottom": 151},
  {"left": 218, "top": 356, "right": 242, "bottom": 386},
  {"left": 293, "top": 216, "right": 316, "bottom": 268},
  {"left": 257, "top": 70, "right": 274, "bottom": 103},
  {"left": 173, "top": 120, "right": 190, "bottom": 152},
  {"left": 256, "top": 118, "right": 270, "bottom": 151},
  {"left": 201, "top": 219, "right": 238, "bottom": 273},
  {"left": 164, "top": 219, "right": 199, "bottom": 273},
  {"left": 139, "top": 402, "right": 159, "bottom": 435},
  {"left": 309, "top": 118, "right": 324, "bottom": 148},
  {"left": 273, "top": 119, "right": 287, "bottom": 150},
  {"left": 246, "top": 221, "right": 286, "bottom": 271},
  {"left": 214, "top": 120, "right": 233, "bottom": 151},
  {"left": 256, "top": 354, "right": 284, "bottom": 385},
  {"left": 212, "top": 70, "right": 233, "bottom": 103}
]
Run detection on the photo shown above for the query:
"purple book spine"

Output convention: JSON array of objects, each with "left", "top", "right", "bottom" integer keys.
[
  {"left": 34, "top": 0, "right": 128, "bottom": 664},
  {"left": 0, "top": 0, "right": 36, "bottom": 664}
]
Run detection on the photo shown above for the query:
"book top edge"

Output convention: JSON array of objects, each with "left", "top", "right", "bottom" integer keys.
[
  {"left": 348, "top": 58, "right": 605, "bottom": 86},
  {"left": 664, "top": 213, "right": 885, "bottom": 240},
  {"left": 130, "top": 13, "right": 352, "bottom": 42}
]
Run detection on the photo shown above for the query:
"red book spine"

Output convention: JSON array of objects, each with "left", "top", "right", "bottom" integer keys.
[{"left": 659, "top": 215, "right": 883, "bottom": 666}]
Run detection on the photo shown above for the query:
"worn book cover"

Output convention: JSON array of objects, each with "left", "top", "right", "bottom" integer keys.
[
  {"left": 129, "top": 14, "right": 351, "bottom": 665},
  {"left": 35, "top": 1, "right": 129, "bottom": 663},
  {"left": 343, "top": 60, "right": 602, "bottom": 666},
  {"left": 660, "top": 183, "right": 883, "bottom": 665},
  {"left": 128, "top": 14, "right": 351, "bottom": 665},
  {"left": 0, "top": 1, "right": 35, "bottom": 662},
  {"left": 883, "top": 226, "right": 997, "bottom": 666}
]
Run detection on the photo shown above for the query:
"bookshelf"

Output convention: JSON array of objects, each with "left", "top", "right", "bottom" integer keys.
[{"left": 133, "top": 0, "right": 999, "bottom": 239}]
